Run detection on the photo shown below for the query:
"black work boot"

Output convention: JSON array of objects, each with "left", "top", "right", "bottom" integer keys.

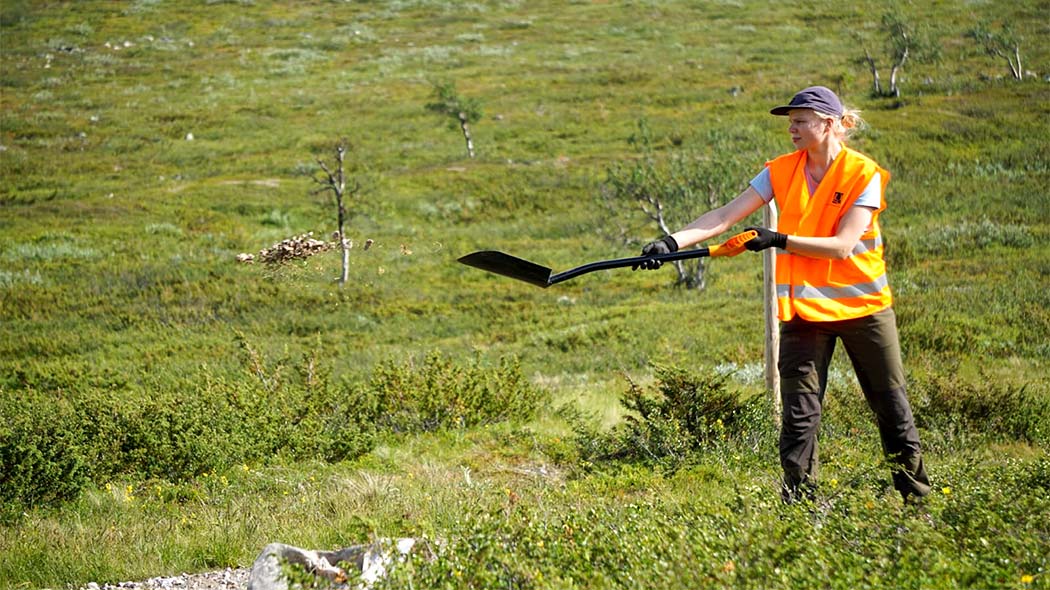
[
  {"left": 892, "top": 453, "right": 931, "bottom": 500},
  {"left": 781, "top": 475, "right": 817, "bottom": 504}
]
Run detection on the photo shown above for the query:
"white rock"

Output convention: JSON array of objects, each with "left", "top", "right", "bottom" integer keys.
[{"left": 248, "top": 539, "right": 425, "bottom": 590}]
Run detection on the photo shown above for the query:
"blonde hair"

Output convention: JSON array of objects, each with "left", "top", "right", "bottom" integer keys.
[{"left": 816, "top": 107, "right": 867, "bottom": 140}]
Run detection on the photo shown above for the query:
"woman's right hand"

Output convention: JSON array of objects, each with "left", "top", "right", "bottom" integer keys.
[{"left": 633, "top": 236, "right": 678, "bottom": 270}]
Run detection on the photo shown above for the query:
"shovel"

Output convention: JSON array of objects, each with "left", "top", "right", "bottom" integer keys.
[{"left": 458, "top": 230, "right": 758, "bottom": 288}]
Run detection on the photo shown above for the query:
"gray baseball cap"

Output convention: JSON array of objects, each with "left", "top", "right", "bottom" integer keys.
[{"left": 770, "top": 86, "right": 843, "bottom": 117}]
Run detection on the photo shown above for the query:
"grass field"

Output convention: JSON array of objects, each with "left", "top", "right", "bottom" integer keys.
[{"left": 2, "top": 1, "right": 1049, "bottom": 588}]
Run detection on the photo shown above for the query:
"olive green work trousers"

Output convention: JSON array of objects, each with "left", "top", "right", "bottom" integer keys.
[{"left": 778, "top": 306, "right": 931, "bottom": 502}]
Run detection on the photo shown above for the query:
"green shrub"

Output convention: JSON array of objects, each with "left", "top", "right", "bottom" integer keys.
[
  {"left": 0, "top": 392, "right": 90, "bottom": 520},
  {"left": 0, "top": 351, "right": 545, "bottom": 518},
  {"left": 367, "top": 352, "right": 547, "bottom": 434},
  {"left": 574, "top": 365, "right": 769, "bottom": 469},
  {"left": 912, "top": 369, "right": 1050, "bottom": 446},
  {"left": 896, "top": 305, "right": 997, "bottom": 356}
]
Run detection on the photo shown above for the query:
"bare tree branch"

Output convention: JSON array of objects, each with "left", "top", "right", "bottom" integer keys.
[
  {"left": 314, "top": 142, "right": 359, "bottom": 287},
  {"left": 890, "top": 45, "right": 909, "bottom": 97},
  {"left": 864, "top": 48, "right": 882, "bottom": 95}
]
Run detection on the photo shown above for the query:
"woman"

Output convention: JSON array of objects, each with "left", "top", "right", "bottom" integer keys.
[{"left": 638, "top": 86, "right": 931, "bottom": 504}]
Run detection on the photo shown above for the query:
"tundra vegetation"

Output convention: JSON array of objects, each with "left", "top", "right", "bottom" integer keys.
[{"left": 1, "top": 1, "right": 1048, "bottom": 589}]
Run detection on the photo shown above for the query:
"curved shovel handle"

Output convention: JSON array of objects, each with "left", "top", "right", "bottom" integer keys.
[{"left": 550, "top": 229, "right": 760, "bottom": 285}]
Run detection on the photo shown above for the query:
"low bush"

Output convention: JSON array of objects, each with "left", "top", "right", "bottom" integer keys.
[
  {"left": 0, "top": 393, "right": 90, "bottom": 519},
  {"left": 911, "top": 368, "right": 1050, "bottom": 447},
  {"left": 0, "top": 351, "right": 546, "bottom": 519},
  {"left": 366, "top": 352, "right": 547, "bottom": 434},
  {"left": 572, "top": 364, "right": 771, "bottom": 469}
]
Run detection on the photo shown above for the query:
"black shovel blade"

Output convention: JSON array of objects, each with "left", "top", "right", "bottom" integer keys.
[{"left": 457, "top": 250, "right": 553, "bottom": 288}]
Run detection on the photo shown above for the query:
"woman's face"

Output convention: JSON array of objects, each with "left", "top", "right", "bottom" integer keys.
[{"left": 787, "top": 109, "right": 831, "bottom": 151}]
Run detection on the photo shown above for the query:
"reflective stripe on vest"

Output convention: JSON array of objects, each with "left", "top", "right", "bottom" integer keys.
[
  {"left": 768, "top": 147, "right": 894, "bottom": 322},
  {"left": 776, "top": 274, "right": 888, "bottom": 300},
  {"left": 851, "top": 236, "right": 883, "bottom": 256}
]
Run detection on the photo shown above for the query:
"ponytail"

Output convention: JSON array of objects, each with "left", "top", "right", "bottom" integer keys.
[
  {"left": 834, "top": 107, "right": 867, "bottom": 140},
  {"left": 814, "top": 106, "right": 866, "bottom": 140}
]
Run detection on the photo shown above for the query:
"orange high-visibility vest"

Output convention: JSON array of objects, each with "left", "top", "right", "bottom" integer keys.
[{"left": 767, "top": 147, "right": 893, "bottom": 322}]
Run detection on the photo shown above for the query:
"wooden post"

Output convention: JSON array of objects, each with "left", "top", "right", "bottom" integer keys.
[{"left": 763, "top": 201, "right": 782, "bottom": 424}]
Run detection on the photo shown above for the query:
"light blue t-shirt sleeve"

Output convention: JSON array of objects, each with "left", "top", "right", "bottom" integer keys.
[
  {"left": 854, "top": 172, "right": 882, "bottom": 209},
  {"left": 749, "top": 168, "right": 774, "bottom": 203},
  {"left": 749, "top": 168, "right": 881, "bottom": 208}
]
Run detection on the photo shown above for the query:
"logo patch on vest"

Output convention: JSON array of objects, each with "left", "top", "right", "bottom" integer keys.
[{"left": 831, "top": 191, "right": 844, "bottom": 205}]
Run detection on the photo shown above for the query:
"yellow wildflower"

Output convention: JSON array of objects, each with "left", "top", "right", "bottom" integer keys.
[{"left": 1021, "top": 574, "right": 1034, "bottom": 584}]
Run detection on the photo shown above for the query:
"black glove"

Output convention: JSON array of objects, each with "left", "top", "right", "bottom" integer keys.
[
  {"left": 744, "top": 226, "right": 788, "bottom": 252},
  {"left": 633, "top": 235, "right": 678, "bottom": 270}
]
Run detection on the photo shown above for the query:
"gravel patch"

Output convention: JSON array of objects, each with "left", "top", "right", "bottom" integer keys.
[{"left": 78, "top": 568, "right": 250, "bottom": 590}]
